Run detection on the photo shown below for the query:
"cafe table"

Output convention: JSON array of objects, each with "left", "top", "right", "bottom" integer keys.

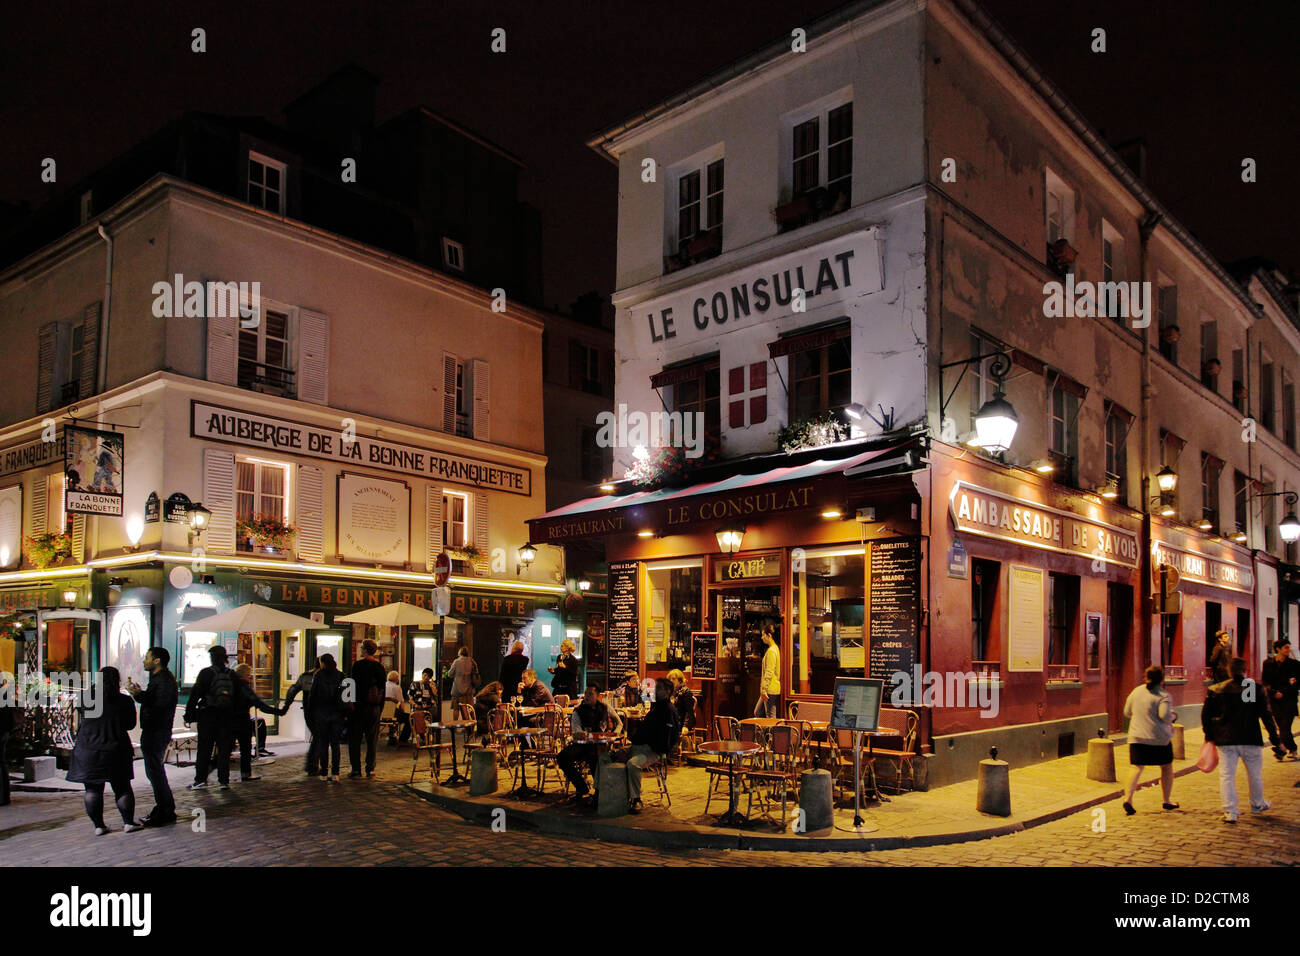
[
  {"left": 427, "top": 718, "right": 476, "bottom": 785},
  {"left": 699, "top": 739, "right": 763, "bottom": 826},
  {"left": 496, "top": 727, "right": 549, "bottom": 797}
]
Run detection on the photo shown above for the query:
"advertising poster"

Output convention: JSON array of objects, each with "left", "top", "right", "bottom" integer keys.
[{"left": 64, "top": 426, "right": 124, "bottom": 516}]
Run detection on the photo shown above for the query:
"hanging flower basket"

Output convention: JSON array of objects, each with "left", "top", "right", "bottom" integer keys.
[
  {"left": 449, "top": 542, "right": 483, "bottom": 561},
  {"left": 23, "top": 532, "right": 72, "bottom": 570},
  {"left": 236, "top": 514, "right": 297, "bottom": 552},
  {"left": 624, "top": 432, "right": 722, "bottom": 489}
]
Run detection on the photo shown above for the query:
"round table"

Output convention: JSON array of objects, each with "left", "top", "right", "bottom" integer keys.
[
  {"left": 427, "top": 719, "right": 477, "bottom": 785},
  {"left": 497, "top": 727, "right": 548, "bottom": 797},
  {"left": 699, "top": 739, "right": 763, "bottom": 826}
]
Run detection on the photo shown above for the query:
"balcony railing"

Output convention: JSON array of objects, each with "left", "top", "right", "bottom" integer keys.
[
  {"left": 238, "top": 363, "right": 295, "bottom": 399},
  {"left": 1046, "top": 664, "right": 1080, "bottom": 682}
]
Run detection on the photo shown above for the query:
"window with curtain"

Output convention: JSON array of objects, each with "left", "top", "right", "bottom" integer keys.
[{"left": 235, "top": 459, "right": 287, "bottom": 551}]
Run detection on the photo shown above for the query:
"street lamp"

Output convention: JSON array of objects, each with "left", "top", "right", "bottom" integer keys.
[
  {"left": 576, "top": 577, "right": 592, "bottom": 592},
  {"left": 715, "top": 526, "right": 745, "bottom": 554},
  {"left": 940, "top": 351, "right": 1019, "bottom": 454},
  {"left": 1250, "top": 489, "right": 1300, "bottom": 544},
  {"left": 1155, "top": 466, "right": 1178, "bottom": 494},
  {"left": 517, "top": 543, "right": 537, "bottom": 575},
  {"left": 187, "top": 502, "right": 211, "bottom": 532}
]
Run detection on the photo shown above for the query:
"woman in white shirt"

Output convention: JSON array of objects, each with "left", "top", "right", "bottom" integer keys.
[
  {"left": 1121, "top": 665, "right": 1178, "bottom": 814},
  {"left": 385, "top": 671, "right": 411, "bottom": 746}
]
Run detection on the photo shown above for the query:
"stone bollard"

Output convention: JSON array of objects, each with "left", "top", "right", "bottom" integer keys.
[
  {"left": 1171, "top": 723, "right": 1185, "bottom": 761},
  {"left": 976, "top": 746, "right": 1011, "bottom": 817},
  {"left": 1087, "top": 729, "right": 1116, "bottom": 782},
  {"left": 24, "top": 756, "right": 56, "bottom": 783},
  {"left": 799, "top": 769, "right": 834, "bottom": 832},
  {"left": 597, "top": 762, "right": 629, "bottom": 816},
  {"left": 468, "top": 749, "right": 498, "bottom": 796}
]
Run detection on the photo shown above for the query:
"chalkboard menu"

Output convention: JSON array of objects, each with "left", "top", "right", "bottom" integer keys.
[
  {"left": 690, "top": 631, "right": 719, "bottom": 680},
  {"left": 606, "top": 560, "right": 639, "bottom": 690},
  {"left": 868, "top": 538, "right": 920, "bottom": 685}
]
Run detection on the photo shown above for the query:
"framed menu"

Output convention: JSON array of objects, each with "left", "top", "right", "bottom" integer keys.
[
  {"left": 690, "top": 631, "right": 719, "bottom": 680},
  {"left": 1008, "top": 565, "right": 1045, "bottom": 672},
  {"left": 867, "top": 538, "right": 920, "bottom": 683},
  {"left": 606, "top": 560, "right": 639, "bottom": 689}
]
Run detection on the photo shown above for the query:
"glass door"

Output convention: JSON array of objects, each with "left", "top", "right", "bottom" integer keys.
[{"left": 713, "top": 585, "right": 782, "bottom": 717}]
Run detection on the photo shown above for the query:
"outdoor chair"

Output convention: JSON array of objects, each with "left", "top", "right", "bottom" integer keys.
[
  {"left": 870, "top": 709, "right": 920, "bottom": 794},
  {"left": 378, "top": 701, "right": 400, "bottom": 741},
  {"left": 409, "top": 710, "right": 453, "bottom": 784},
  {"left": 744, "top": 723, "right": 802, "bottom": 828}
]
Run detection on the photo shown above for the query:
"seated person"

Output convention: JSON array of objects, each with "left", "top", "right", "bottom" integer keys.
[
  {"left": 474, "top": 681, "right": 503, "bottom": 735},
  {"left": 559, "top": 684, "right": 618, "bottom": 802},
  {"left": 615, "top": 670, "right": 642, "bottom": 710},
  {"left": 607, "top": 677, "right": 679, "bottom": 814},
  {"left": 385, "top": 670, "right": 411, "bottom": 746},
  {"left": 666, "top": 668, "right": 696, "bottom": 732},
  {"left": 408, "top": 668, "right": 437, "bottom": 714},
  {"left": 516, "top": 670, "right": 553, "bottom": 726}
]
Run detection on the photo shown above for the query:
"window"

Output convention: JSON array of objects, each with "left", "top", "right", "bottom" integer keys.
[
  {"left": 789, "top": 328, "right": 851, "bottom": 425},
  {"left": 65, "top": 324, "right": 85, "bottom": 404},
  {"left": 1284, "top": 371, "right": 1296, "bottom": 449},
  {"left": 1104, "top": 406, "right": 1129, "bottom": 503},
  {"left": 453, "top": 361, "right": 469, "bottom": 437},
  {"left": 1200, "top": 321, "right": 1219, "bottom": 392},
  {"left": 787, "top": 99, "right": 852, "bottom": 217},
  {"left": 1048, "top": 377, "right": 1079, "bottom": 483},
  {"left": 1233, "top": 471, "right": 1249, "bottom": 537},
  {"left": 580, "top": 426, "right": 608, "bottom": 483},
  {"left": 1047, "top": 573, "right": 1080, "bottom": 666},
  {"left": 247, "top": 152, "right": 286, "bottom": 213},
  {"left": 971, "top": 559, "right": 1000, "bottom": 664},
  {"left": 1044, "top": 169, "right": 1075, "bottom": 246},
  {"left": 442, "top": 238, "right": 465, "bottom": 272},
  {"left": 645, "top": 563, "right": 702, "bottom": 666},
  {"left": 1260, "top": 354, "right": 1276, "bottom": 432},
  {"left": 1232, "top": 348, "right": 1247, "bottom": 412},
  {"left": 441, "top": 491, "right": 470, "bottom": 549},
  {"left": 235, "top": 458, "right": 289, "bottom": 551},
  {"left": 671, "top": 363, "right": 721, "bottom": 440},
  {"left": 1100, "top": 222, "right": 1125, "bottom": 320},
  {"left": 47, "top": 473, "right": 70, "bottom": 536},
  {"left": 571, "top": 340, "right": 602, "bottom": 395},
  {"left": 674, "top": 158, "right": 724, "bottom": 256},
  {"left": 1157, "top": 281, "right": 1178, "bottom": 364},
  {"left": 969, "top": 332, "right": 998, "bottom": 428},
  {"left": 1201, "top": 453, "right": 1222, "bottom": 528},
  {"left": 792, "top": 549, "right": 865, "bottom": 694},
  {"left": 238, "top": 306, "right": 293, "bottom": 397}
]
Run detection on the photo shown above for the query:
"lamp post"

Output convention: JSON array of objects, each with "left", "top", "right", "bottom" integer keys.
[
  {"left": 938, "top": 351, "right": 1019, "bottom": 455},
  {"left": 1249, "top": 489, "right": 1300, "bottom": 544}
]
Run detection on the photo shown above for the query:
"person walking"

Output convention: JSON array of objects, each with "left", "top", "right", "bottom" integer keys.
[
  {"left": 184, "top": 646, "right": 239, "bottom": 790},
  {"left": 755, "top": 625, "right": 780, "bottom": 718},
  {"left": 1120, "top": 665, "right": 1178, "bottom": 814},
  {"left": 308, "top": 654, "right": 346, "bottom": 780},
  {"left": 1202, "top": 656, "right": 1279, "bottom": 822},
  {"left": 548, "top": 640, "right": 579, "bottom": 700},
  {"left": 125, "top": 647, "right": 178, "bottom": 826},
  {"left": 1261, "top": 640, "right": 1299, "bottom": 760},
  {"left": 67, "top": 667, "right": 141, "bottom": 835},
  {"left": 347, "top": 639, "right": 387, "bottom": 778},
  {"left": 1208, "top": 630, "right": 1233, "bottom": 684},
  {"left": 232, "top": 664, "right": 280, "bottom": 781},
  {"left": 281, "top": 659, "right": 319, "bottom": 775},
  {"left": 447, "top": 647, "right": 479, "bottom": 712},
  {"left": 498, "top": 641, "right": 529, "bottom": 703}
]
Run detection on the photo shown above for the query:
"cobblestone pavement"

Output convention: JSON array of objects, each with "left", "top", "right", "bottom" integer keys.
[{"left": 2, "top": 743, "right": 1297, "bottom": 866}]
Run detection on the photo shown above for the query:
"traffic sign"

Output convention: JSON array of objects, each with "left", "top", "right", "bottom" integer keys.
[
  {"left": 434, "top": 551, "right": 451, "bottom": 587},
  {"left": 1151, "top": 562, "right": 1180, "bottom": 595}
]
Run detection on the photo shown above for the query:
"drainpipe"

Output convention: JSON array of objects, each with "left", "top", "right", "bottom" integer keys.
[
  {"left": 95, "top": 223, "right": 113, "bottom": 394},
  {"left": 1138, "top": 210, "right": 1162, "bottom": 669}
]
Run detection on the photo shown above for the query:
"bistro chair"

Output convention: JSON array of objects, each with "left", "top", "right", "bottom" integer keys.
[
  {"left": 870, "top": 709, "right": 920, "bottom": 794},
  {"left": 745, "top": 723, "right": 802, "bottom": 828},
  {"left": 408, "top": 710, "right": 453, "bottom": 784},
  {"left": 825, "top": 727, "right": 858, "bottom": 802},
  {"left": 553, "top": 694, "right": 571, "bottom": 707},
  {"left": 786, "top": 700, "right": 800, "bottom": 720},
  {"left": 644, "top": 757, "right": 671, "bottom": 807},
  {"left": 522, "top": 707, "right": 565, "bottom": 792},
  {"left": 378, "top": 701, "right": 400, "bottom": 741}
]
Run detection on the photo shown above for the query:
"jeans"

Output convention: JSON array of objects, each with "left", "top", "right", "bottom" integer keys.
[
  {"left": 139, "top": 728, "right": 175, "bottom": 818},
  {"left": 608, "top": 744, "right": 661, "bottom": 803},
  {"left": 234, "top": 717, "right": 257, "bottom": 778},
  {"left": 195, "top": 713, "right": 235, "bottom": 785},
  {"left": 754, "top": 695, "right": 779, "bottom": 718},
  {"left": 349, "top": 705, "right": 381, "bottom": 774},
  {"left": 317, "top": 717, "right": 343, "bottom": 775},
  {"left": 1271, "top": 699, "right": 1297, "bottom": 753},
  {"left": 1218, "top": 744, "right": 1267, "bottom": 817}
]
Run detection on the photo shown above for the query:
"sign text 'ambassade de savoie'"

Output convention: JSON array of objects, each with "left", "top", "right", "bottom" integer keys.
[{"left": 192, "top": 402, "right": 530, "bottom": 495}]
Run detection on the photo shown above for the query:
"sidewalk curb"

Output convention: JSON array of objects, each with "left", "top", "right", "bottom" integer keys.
[{"left": 407, "top": 763, "right": 1204, "bottom": 853}]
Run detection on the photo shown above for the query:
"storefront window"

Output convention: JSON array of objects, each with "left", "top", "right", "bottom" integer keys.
[
  {"left": 1047, "top": 572, "right": 1079, "bottom": 666},
  {"left": 971, "top": 559, "right": 999, "bottom": 664},
  {"left": 42, "top": 618, "right": 91, "bottom": 675},
  {"left": 791, "top": 549, "right": 864, "bottom": 695},
  {"left": 645, "top": 563, "right": 701, "bottom": 666},
  {"left": 182, "top": 631, "right": 217, "bottom": 685}
]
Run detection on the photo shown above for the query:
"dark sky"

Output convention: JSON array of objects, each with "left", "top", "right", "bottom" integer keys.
[{"left": 2, "top": 0, "right": 1295, "bottom": 311}]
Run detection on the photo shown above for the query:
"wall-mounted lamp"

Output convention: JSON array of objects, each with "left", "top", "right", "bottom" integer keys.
[
  {"left": 576, "top": 577, "right": 592, "bottom": 592},
  {"left": 1248, "top": 489, "right": 1300, "bottom": 544},
  {"left": 517, "top": 543, "right": 537, "bottom": 575},
  {"left": 820, "top": 506, "right": 844, "bottom": 520},
  {"left": 599, "top": 481, "right": 616, "bottom": 494},
  {"left": 715, "top": 526, "right": 745, "bottom": 554},
  {"left": 187, "top": 501, "right": 212, "bottom": 547},
  {"left": 845, "top": 402, "right": 895, "bottom": 431},
  {"left": 939, "top": 352, "right": 1019, "bottom": 455},
  {"left": 1029, "top": 458, "right": 1056, "bottom": 475},
  {"left": 1155, "top": 466, "right": 1178, "bottom": 494},
  {"left": 636, "top": 529, "right": 655, "bottom": 539},
  {"left": 125, "top": 515, "right": 144, "bottom": 549},
  {"left": 61, "top": 588, "right": 78, "bottom": 605},
  {"left": 1096, "top": 477, "right": 1120, "bottom": 500}
]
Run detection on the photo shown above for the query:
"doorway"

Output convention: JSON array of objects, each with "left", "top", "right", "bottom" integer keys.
[
  {"left": 1236, "top": 607, "right": 1251, "bottom": 659},
  {"left": 1106, "top": 582, "right": 1134, "bottom": 732},
  {"left": 713, "top": 585, "right": 782, "bottom": 718},
  {"left": 1205, "top": 602, "right": 1222, "bottom": 665}
]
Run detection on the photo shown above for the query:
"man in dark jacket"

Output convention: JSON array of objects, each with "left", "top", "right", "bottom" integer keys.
[
  {"left": 347, "top": 640, "right": 387, "bottom": 778},
  {"left": 1261, "top": 640, "right": 1299, "bottom": 760},
  {"left": 126, "top": 647, "right": 178, "bottom": 825},
  {"left": 608, "top": 678, "right": 679, "bottom": 813},
  {"left": 498, "top": 642, "right": 529, "bottom": 703},
  {"left": 1208, "top": 630, "right": 1233, "bottom": 684},
  {"left": 184, "top": 646, "right": 238, "bottom": 789},
  {"left": 281, "top": 660, "right": 319, "bottom": 774},
  {"left": 232, "top": 664, "right": 280, "bottom": 782},
  {"left": 559, "top": 684, "right": 618, "bottom": 802},
  {"left": 1202, "top": 657, "right": 1279, "bottom": 822},
  {"left": 308, "top": 655, "right": 346, "bottom": 779}
]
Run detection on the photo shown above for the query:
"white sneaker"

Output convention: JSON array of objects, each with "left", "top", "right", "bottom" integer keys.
[
  {"left": 1223, "top": 812, "right": 1238, "bottom": 823},
  {"left": 329, "top": 775, "right": 340, "bottom": 783},
  {"left": 1251, "top": 800, "right": 1271, "bottom": 813}
]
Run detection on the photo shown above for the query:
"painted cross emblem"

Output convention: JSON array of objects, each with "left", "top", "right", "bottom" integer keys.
[{"left": 728, "top": 362, "right": 768, "bottom": 428}]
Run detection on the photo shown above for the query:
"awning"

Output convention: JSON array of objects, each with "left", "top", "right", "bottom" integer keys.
[{"left": 527, "top": 442, "right": 914, "bottom": 544}]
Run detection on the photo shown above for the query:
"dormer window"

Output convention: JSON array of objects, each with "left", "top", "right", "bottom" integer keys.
[{"left": 247, "top": 151, "right": 286, "bottom": 213}]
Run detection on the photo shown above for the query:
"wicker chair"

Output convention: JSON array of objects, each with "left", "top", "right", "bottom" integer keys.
[{"left": 408, "top": 710, "right": 453, "bottom": 784}]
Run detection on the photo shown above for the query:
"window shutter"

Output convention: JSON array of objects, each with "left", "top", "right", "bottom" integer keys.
[
  {"left": 36, "top": 322, "right": 57, "bottom": 413},
  {"left": 28, "top": 477, "right": 46, "bottom": 537},
  {"left": 472, "top": 492, "right": 489, "bottom": 575},
  {"left": 202, "top": 448, "right": 237, "bottom": 553},
  {"left": 70, "top": 515, "right": 86, "bottom": 562},
  {"left": 442, "top": 353, "right": 458, "bottom": 432},
  {"left": 79, "top": 301, "right": 101, "bottom": 400},
  {"left": 297, "top": 309, "right": 330, "bottom": 405},
  {"left": 569, "top": 339, "right": 583, "bottom": 389},
  {"left": 472, "top": 358, "right": 490, "bottom": 442},
  {"left": 425, "top": 486, "right": 443, "bottom": 570},
  {"left": 206, "top": 302, "right": 238, "bottom": 386},
  {"left": 296, "top": 465, "right": 324, "bottom": 562}
]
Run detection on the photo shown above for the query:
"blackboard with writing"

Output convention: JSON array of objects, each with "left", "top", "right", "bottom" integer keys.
[
  {"left": 606, "top": 560, "right": 639, "bottom": 690},
  {"left": 691, "top": 631, "right": 719, "bottom": 680},
  {"left": 868, "top": 538, "right": 920, "bottom": 686}
]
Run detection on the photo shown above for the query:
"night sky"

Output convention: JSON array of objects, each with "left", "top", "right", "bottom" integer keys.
[{"left": 2, "top": 0, "right": 1295, "bottom": 311}]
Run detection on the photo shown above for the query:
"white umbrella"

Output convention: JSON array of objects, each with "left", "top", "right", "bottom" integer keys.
[
  {"left": 180, "top": 603, "right": 328, "bottom": 632},
  {"left": 333, "top": 601, "right": 443, "bottom": 628}
]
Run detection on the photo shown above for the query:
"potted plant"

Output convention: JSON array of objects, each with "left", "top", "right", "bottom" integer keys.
[
  {"left": 1046, "top": 238, "right": 1077, "bottom": 274},
  {"left": 777, "top": 413, "right": 849, "bottom": 453},
  {"left": 22, "top": 532, "right": 72, "bottom": 569},
  {"left": 448, "top": 541, "right": 483, "bottom": 563},
  {"left": 236, "top": 514, "right": 297, "bottom": 553}
]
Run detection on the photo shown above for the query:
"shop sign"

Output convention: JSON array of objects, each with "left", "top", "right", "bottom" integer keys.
[
  {"left": 449, "top": 592, "right": 535, "bottom": 618},
  {"left": 0, "top": 582, "right": 76, "bottom": 610},
  {"left": 949, "top": 481, "right": 1139, "bottom": 568},
  {"left": 0, "top": 432, "right": 64, "bottom": 478},
  {"left": 65, "top": 426, "right": 124, "bottom": 516},
  {"left": 715, "top": 551, "right": 781, "bottom": 582},
  {"left": 1152, "top": 541, "right": 1253, "bottom": 594},
  {"left": 192, "top": 401, "right": 531, "bottom": 495},
  {"left": 666, "top": 484, "right": 815, "bottom": 530}
]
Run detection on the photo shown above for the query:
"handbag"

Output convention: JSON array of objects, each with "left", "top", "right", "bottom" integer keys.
[{"left": 1196, "top": 740, "right": 1219, "bottom": 773}]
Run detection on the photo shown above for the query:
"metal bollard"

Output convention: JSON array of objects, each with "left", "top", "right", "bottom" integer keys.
[
  {"left": 976, "top": 746, "right": 1011, "bottom": 817},
  {"left": 1087, "top": 728, "right": 1116, "bottom": 782},
  {"left": 468, "top": 749, "right": 499, "bottom": 795}
]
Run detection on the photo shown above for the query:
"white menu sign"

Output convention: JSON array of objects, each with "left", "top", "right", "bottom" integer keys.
[{"left": 1008, "top": 565, "right": 1045, "bottom": 672}]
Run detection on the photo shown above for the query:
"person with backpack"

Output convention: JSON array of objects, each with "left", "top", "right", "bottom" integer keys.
[
  {"left": 184, "top": 645, "right": 239, "bottom": 790},
  {"left": 308, "top": 654, "right": 346, "bottom": 780},
  {"left": 347, "top": 639, "right": 387, "bottom": 778},
  {"left": 1202, "top": 656, "right": 1280, "bottom": 823}
]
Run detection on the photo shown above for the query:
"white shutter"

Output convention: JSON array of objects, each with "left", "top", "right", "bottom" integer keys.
[
  {"left": 443, "top": 353, "right": 458, "bottom": 432},
  {"left": 296, "top": 465, "right": 324, "bottom": 562},
  {"left": 206, "top": 302, "right": 239, "bottom": 386},
  {"left": 202, "top": 448, "right": 237, "bottom": 553},
  {"left": 472, "top": 358, "right": 491, "bottom": 442},
  {"left": 472, "top": 492, "right": 489, "bottom": 575},
  {"left": 36, "top": 322, "right": 57, "bottom": 413},
  {"left": 79, "top": 301, "right": 101, "bottom": 400},
  {"left": 297, "top": 309, "right": 330, "bottom": 405},
  {"left": 71, "top": 515, "right": 86, "bottom": 562},
  {"left": 425, "top": 486, "right": 443, "bottom": 571},
  {"left": 28, "top": 476, "right": 46, "bottom": 537}
]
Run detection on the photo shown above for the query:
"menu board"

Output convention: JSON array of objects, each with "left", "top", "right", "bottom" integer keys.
[
  {"left": 1008, "top": 565, "right": 1045, "bottom": 672},
  {"left": 868, "top": 538, "right": 920, "bottom": 684},
  {"left": 829, "top": 677, "right": 884, "bottom": 731},
  {"left": 691, "top": 631, "right": 719, "bottom": 680},
  {"left": 606, "top": 560, "right": 639, "bottom": 689}
]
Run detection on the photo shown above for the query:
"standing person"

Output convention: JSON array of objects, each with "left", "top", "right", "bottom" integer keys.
[
  {"left": 1202, "top": 657, "right": 1279, "bottom": 822},
  {"left": 232, "top": 664, "right": 280, "bottom": 781},
  {"left": 281, "top": 659, "right": 319, "bottom": 775},
  {"left": 1208, "top": 630, "right": 1233, "bottom": 684},
  {"left": 548, "top": 640, "right": 579, "bottom": 700},
  {"left": 347, "top": 639, "right": 387, "bottom": 779},
  {"left": 607, "top": 677, "right": 679, "bottom": 814},
  {"left": 67, "top": 667, "right": 141, "bottom": 835},
  {"left": 409, "top": 667, "right": 438, "bottom": 715},
  {"left": 125, "top": 647, "right": 178, "bottom": 826},
  {"left": 558, "top": 684, "right": 618, "bottom": 802},
  {"left": 447, "top": 647, "right": 479, "bottom": 712},
  {"left": 755, "top": 625, "right": 780, "bottom": 718},
  {"left": 308, "top": 654, "right": 346, "bottom": 781},
  {"left": 1120, "top": 665, "right": 1178, "bottom": 814},
  {"left": 1261, "top": 640, "right": 1299, "bottom": 760},
  {"left": 385, "top": 670, "right": 412, "bottom": 746},
  {"left": 184, "top": 646, "right": 238, "bottom": 790},
  {"left": 666, "top": 669, "right": 696, "bottom": 732},
  {"left": 498, "top": 641, "right": 529, "bottom": 703}
]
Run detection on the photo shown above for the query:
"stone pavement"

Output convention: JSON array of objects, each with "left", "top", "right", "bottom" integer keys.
[{"left": 0, "top": 735, "right": 1296, "bottom": 866}]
